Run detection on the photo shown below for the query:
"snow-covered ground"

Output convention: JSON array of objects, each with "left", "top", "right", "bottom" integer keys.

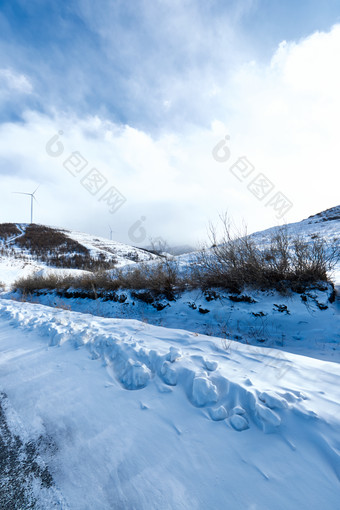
[
  {"left": 6, "top": 284, "right": 339, "bottom": 363},
  {"left": 0, "top": 298, "right": 340, "bottom": 509},
  {"left": 64, "top": 228, "right": 158, "bottom": 267},
  {"left": 0, "top": 208, "right": 339, "bottom": 508},
  {"left": 250, "top": 205, "right": 340, "bottom": 246}
]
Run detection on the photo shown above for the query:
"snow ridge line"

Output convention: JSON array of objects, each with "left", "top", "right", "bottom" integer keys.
[{"left": 0, "top": 299, "right": 307, "bottom": 433}]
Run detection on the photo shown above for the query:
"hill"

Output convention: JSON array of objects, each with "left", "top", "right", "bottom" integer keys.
[{"left": 0, "top": 223, "right": 158, "bottom": 286}]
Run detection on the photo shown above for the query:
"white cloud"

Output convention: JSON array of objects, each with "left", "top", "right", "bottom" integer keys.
[
  {"left": 220, "top": 24, "right": 340, "bottom": 223},
  {"left": 0, "top": 68, "right": 33, "bottom": 94},
  {"left": 0, "top": 24, "right": 340, "bottom": 246}
]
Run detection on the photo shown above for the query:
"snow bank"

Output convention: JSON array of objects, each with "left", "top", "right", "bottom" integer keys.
[
  {"left": 1, "top": 298, "right": 340, "bottom": 509},
  {"left": 0, "top": 298, "right": 338, "bottom": 435}
]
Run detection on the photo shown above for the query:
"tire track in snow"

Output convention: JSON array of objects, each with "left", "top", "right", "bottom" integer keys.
[{"left": 0, "top": 392, "right": 68, "bottom": 509}]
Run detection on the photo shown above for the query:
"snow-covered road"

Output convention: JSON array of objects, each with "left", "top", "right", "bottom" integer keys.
[{"left": 0, "top": 298, "right": 340, "bottom": 509}]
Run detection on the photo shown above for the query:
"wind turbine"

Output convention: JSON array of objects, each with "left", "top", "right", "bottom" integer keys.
[
  {"left": 109, "top": 225, "right": 114, "bottom": 241},
  {"left": 13, "top": 185, "right": 40, "bottom": 224}
]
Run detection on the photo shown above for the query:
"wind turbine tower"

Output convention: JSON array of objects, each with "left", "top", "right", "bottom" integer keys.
[{"left": 13, "top": 185, "right": 40, "bottom": 224}]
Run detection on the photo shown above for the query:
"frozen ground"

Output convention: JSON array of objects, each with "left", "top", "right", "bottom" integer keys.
[
  {"left": 0, "top": 208, "right": 339, "bottom": 508},
  {"left": 5, "top": 283, "right": 339, "bottom": 363},
  {"left": 0, "top": 298, "right": 340, "bottom": 509}
]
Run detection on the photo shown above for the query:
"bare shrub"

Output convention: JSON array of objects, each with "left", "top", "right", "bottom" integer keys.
[
  {"left": 148, "top": 237, "right": 169, "bottom": 256},
  {"left": 118, "top": 258, "right": 182, "bottom": 298},
  {"left": 14, "top": 273, "right": 63, "bottom": 293},
  {"left": 193, "top": 214, "right": 340, "bottom": 292},
  {"left": 13, "top": 258, "right": 183, "bottom": 299}
]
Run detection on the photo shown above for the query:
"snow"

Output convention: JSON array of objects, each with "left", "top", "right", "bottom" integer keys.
[
  {"left": 191, "top": 376, "right": 219, "bottom": 407},
  {"left": 7, "top": 284, "right": 338, "bottom": 363},
  {"left": 63, "top": 228, "right": 158, "bottom": 267},
  {"left": 208, "top": 405, "right": 228, "bottom": 421},
  {"left": 0, "top": 256, "right": 50, "bottom": 287},
  {"left": 0, "top": 209, "right": 339, "bottom": 508},
  {"left": 0, "top": 298, "right": 340, "bottom": 509},
  {"left": 0, "top": 223, "right": 158, "bottom": 291},
  {"left": 177, "top": 205, "right": 340, "bottom": 275},
  {"left": 229, "top": 413, "right": 249, "bottom": 431}
]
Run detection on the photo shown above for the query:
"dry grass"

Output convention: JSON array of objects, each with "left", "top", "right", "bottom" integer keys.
[
  {"left": 191, "top": 216, "right": 340, "bottom": 292},
  {"left": 117, "top": 259, "right": 182, "bottom": 298},
  {"left": 13, "top": 259, "right": 183, "bottom": 299},
  {"left": 12, "top": 217, "right": 340, "bottom": 298}
]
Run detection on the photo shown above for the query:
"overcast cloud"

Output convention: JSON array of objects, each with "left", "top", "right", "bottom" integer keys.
[{"left": 0, "top": 1, "right": 339, "bottom": 246}]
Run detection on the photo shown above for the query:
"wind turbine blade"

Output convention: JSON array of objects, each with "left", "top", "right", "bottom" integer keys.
[
  {"left": 32, "top": 184, "right": 40, "bottom": 195},
  {"left": 12, "top": 192, "right": 31, "bottom": 196}
]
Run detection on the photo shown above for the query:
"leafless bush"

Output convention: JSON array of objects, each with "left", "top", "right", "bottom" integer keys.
[
  {"left": 14, "top": 274, "right": 65, "bottom": 293},
  {"left": 13, "top": 272, "right": 114, "bottom": 294},
  {"left": 148, "top": 237, "right": 169, "bottom": 256},
  {"left": 192, "top": 214, "right": 340, "bottom": 292},
  {"left": 116, "top": 258, "right": 182, "bottom": 298},
  {"left": 13, "top": 258, "right": 183, "bottom": 299}
]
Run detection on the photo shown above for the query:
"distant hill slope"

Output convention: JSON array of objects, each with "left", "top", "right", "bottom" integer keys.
[
  {"left": 0, "top": 223, "right": 159, "bottom": 287},
  {"left": 249, "top": 205, "right": 340, "bottom": 258},
  {"left": 307, "top": 205, "right": 340, "bottom": 223},
  {"left": 253, "top": 205, "right": 340, "bottom": 286},
  {"left": 0, "top": 205, "right": 339, "bottom": 287},
  {"left": 177, "top": 205, "right": 340, "bottom": 282}
]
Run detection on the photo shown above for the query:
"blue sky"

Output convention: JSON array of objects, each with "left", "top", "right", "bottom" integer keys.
[
  {"left": 1, "top": 0, "right": 339, "bottom": 129},
  {"left": 1, "top": 0, "right": 340, "bottom": 245}
]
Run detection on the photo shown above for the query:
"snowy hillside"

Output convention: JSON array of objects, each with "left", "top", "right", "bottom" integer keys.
[
  {"left": 307, "top": 205, "right": 340, "bottom": 223},
  {"left": 9, "top": 283, "right": 337, "bottom": 362},
  {"left": 65, "top": 228, "right": 158, "bottom": 266},
  {"left": 250, "top": 205, "right": 340, "bottom": 249},
  {"left": 0, "top": 299, "right": 340, "bottom": 509},
  {"left": 250, "top": 205, "right": 340, "bottom": 286},
  {"left": 178, "top": 204, "right": 340, "bottom": 270},
  {"left": 1, "top": 208, "right": 339, "bottom": 360},
  {"left": 0, "top": 223, "right": 158, "bottom": 288}
]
